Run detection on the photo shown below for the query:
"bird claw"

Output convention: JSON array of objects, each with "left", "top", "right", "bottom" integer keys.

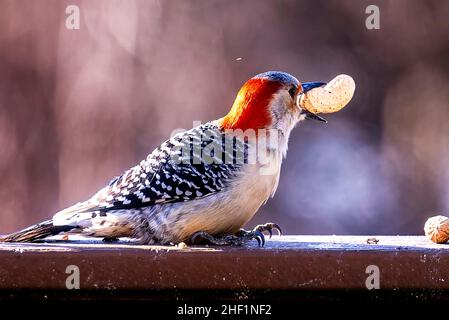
[
  {"left": 190, "top": 228, "right": 270, "bottom": 247},
  {"left": 252, "top": 223, "right": 282, "bottom": 239},
  {"left": 190, "top": 222, "right": 282, "bottom": 247},
  {"left": 252, "top": 230, "right": 265, "bottom": 247}
]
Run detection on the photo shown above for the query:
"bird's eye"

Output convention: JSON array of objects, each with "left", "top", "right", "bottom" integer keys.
[{"left": 288, "top": 87, "right": 297, "bottom": 98}]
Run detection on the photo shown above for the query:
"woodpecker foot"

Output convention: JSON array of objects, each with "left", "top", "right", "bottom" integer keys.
[
  {"left": 190, "top": 223, "right": 281, "bottom": 247},
  {"left": 233, "top": 222, "right": 282, "bottom": 246},
  {"left": 251, "top": 222, "right": 282, "bottom": 238},
  {"left": 102, "top": 237, "right": 119, "bottom": 243},
  {"left": 191, "top": 230, "right": 266, "bottom": 246}
]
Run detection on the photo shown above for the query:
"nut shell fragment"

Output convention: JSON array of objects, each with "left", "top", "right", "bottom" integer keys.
[
  {"left": 424, "top": 215, "right": 449, "bottom": 244},
  {"left": 300, "top": 74, "right": 355, "bottom": 114}
]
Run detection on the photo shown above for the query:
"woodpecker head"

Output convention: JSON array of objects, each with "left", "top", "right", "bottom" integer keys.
[{"left": 220, "top": 71, "right": 326, "bottom": 135}]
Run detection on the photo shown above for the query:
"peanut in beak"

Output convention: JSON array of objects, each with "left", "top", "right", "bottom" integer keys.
[{"left": 299, "top": 74, "right": 355, "bottom": 114}]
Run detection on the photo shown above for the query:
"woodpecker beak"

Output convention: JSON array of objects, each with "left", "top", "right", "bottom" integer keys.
[
  {"left": 302, "top": 81, "right": 326, "bottom": 93},
  {"left": 298, "top": 81, "right": 328, "bottom": 123},
  {"left": 303, "top": 110, "right": 327, "bottom": 122}
]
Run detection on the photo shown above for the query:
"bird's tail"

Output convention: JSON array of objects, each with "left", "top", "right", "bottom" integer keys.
[{"left": 0, "top": 219, "right": 74, "bottom": 242}]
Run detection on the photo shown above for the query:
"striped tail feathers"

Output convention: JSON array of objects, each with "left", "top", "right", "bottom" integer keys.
[
  {"left": 0, "top": 219, "right": 75, "bottom": 243},
  {"left": 1, "top": 198, "right": 102, "bottom": 243}
]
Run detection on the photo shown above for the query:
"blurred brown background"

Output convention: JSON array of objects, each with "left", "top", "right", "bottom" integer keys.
[{"left": 0, "top": 0, "right": 448, "bottom": 235}]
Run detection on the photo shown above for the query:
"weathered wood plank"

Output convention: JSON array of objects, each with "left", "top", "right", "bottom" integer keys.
[{"left": 0, "top": 236, "right": 448, "bottom": 299}]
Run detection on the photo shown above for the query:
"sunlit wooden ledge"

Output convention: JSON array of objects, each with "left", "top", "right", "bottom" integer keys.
[{"left": 0, "top": 235, "right": 449, "bottom": 300}]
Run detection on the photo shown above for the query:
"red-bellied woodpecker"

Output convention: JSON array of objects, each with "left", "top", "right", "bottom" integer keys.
[{"left": 1, "top": 71, "right": 326, "bottom": 246}]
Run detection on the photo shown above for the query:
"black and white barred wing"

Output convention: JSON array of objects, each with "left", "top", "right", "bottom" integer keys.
[{"left": 53, "top": 124, "right": 246, "bottom": 224}]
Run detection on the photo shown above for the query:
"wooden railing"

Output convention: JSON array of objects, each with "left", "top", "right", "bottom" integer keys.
[{"left": 0, "top": 235, "right": 448, "bottom": 300}]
